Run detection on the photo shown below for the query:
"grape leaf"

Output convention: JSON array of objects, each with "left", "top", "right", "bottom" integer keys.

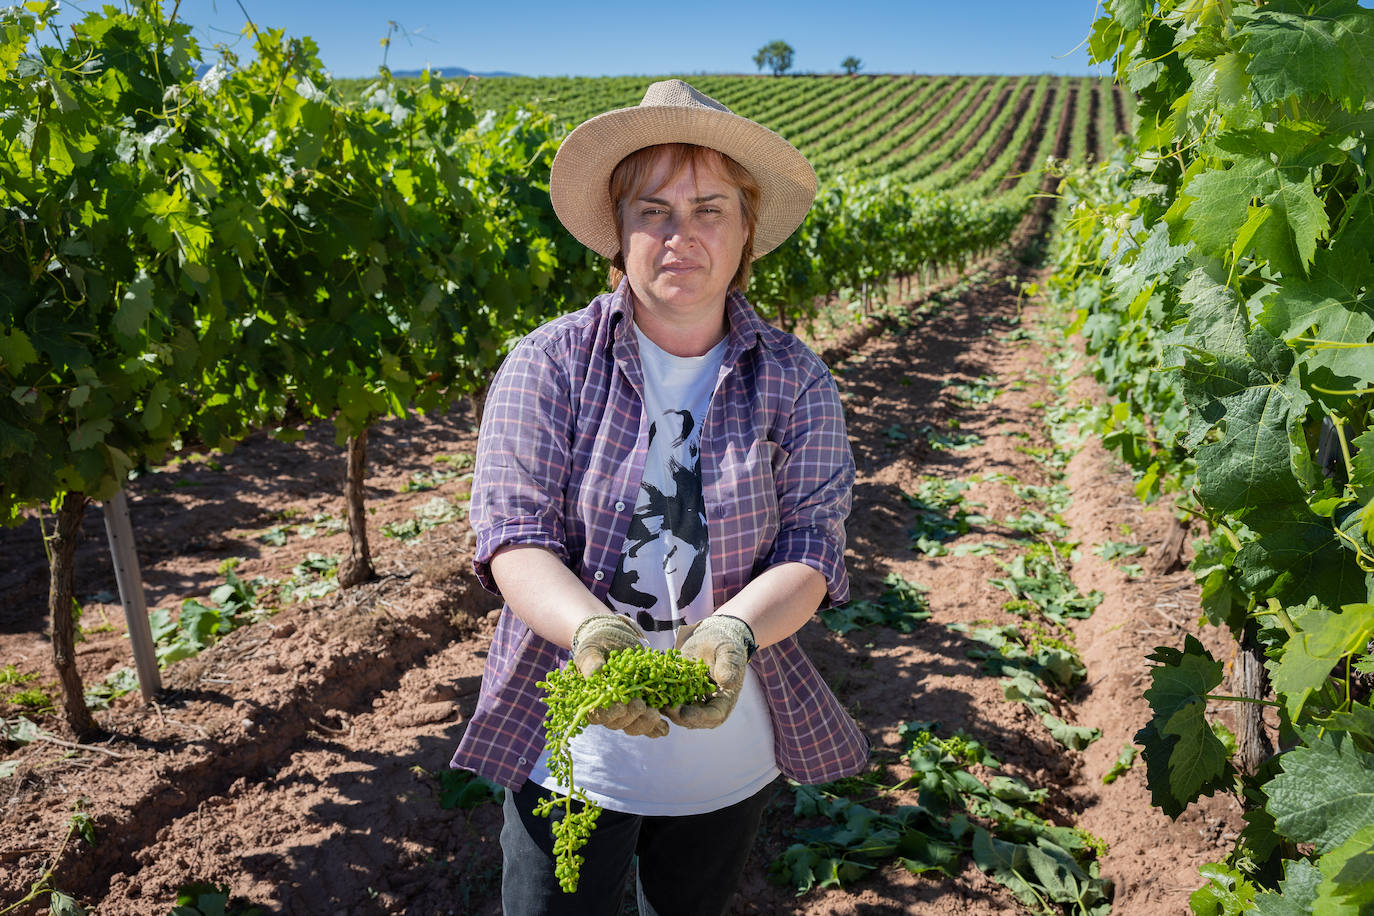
[
  {"left": 895, "top": 829, "right": 960, "bottom": 876},
  {"left": 972, "top": 828, "right": 1107, "bottom": 911},
  {"left": 1106, "top": 0, "right": 1150, "bottom": 32},
  {"left": 1257, "top": 172, "right": 1330, "bottom": 274},
  {"left": 771, "top": 844, "right": 824, "bottom": 894},
  {"left": 1191, "top": 863, "right": 1258, "bottom": 916},
  {"left": 1213, "top": 120, "right": 1345, "bottom": 174},
  {"left": 1043, "top": 714, "right": 1101, "bottom": 751},
  {"left": 0, "top": 327, "right": 38, "bottom": 372},
  {"left": 67, "top": 417, "right": 112, "bottom": 452},
  {"left": 1238, "top": 4, "right": 1374, "bottom": 110},
  {"left": 1142, "top": 637, "right": 1224, "bottom": 720},
  {"left": 1183, "top": 328, "right": 1311, "bottom": 515},
  {"left": 1088, "top": 16, "right": 1128, "bottom": 69},
  {"left": 1183, "top": 160, "right": 1272, "bottom": 258},
  {"left": 113, "top": 272, "right": 154, "bottom": 339},
  {"left": 1315, "top": 701, "right": 1374, "bottom": 743},
  {"left": 1273, "top": 604, "right": 1374, "bottom": 719},
  {"left": 1023, "top": 837, "right": 1100, "bottom": 906},
  {"left": 2, "top": 715, "right": 43, "bottom": 745},
  {"left": 1108, "top": 221, "right": 1192, "bottom": 304},
  {"left": 971, "top": 828, "right": 1043, "bottom": 911},
  {"left": 1187, "top": 124, "right": 1333, "bottom": 273},
  {"left": 1135, "top": 637, "right": 1232, "bottom": 816},
  {"left": 1125, "top": 18, "right": 1178, "bottom": 93},
  {"left": 48, "top": 891, "right": 86, "bottom": 916},
  {"left": 437, "top": 769, "right": 502, "bottom": 810},
  {"left": 1003, "top": 671, "right": 1051, "bottom": 714},
  {"left": 1186, "top": 52, "right": 1251, "bottom": 125},
  {"left": 177, "top": 599, "right": 222, "bottom": 649},
  {"left": 1211, "top": 124, "right": 1338, "bottom": 275},
  {"left": 1235, "top": 503, "right": 1372, "bottom": 609},
  {"left": 1267, "top": 729, "right": 1374, "bottom": 853},
  {"left": 1261, "top": 246, "right": 1374, "bottom": 383},
  {"left": 1352, "top": 428, "right": 1374, "bottom": 504},
  {"left": 1180, "top": 263, "right": 1250, "bottom": 367},
  {"left": 1316, "top": 824, "right": 1374, "bottom": 912},
  {"left": 1161, "top": 699, "right": 1231, "bottom": 803},
  {"left": 1251, "top": 859, "right": 1322, "bottom": 915}
]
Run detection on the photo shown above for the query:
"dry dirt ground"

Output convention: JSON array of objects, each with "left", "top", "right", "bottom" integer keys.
[{"left": 0, "top": 258, "right": 1245, "bottom": 914}]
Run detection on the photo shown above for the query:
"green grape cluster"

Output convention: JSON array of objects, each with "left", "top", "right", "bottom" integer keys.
[{"left": 534, "top": 646, "right": 714, "bottom": 893}]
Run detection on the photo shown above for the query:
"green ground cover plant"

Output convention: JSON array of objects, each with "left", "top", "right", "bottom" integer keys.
[
  {"left": 819, "top": 574, "right": 932, "bottom": 635},
  {"left": 772, "top": 722, "right": 1111, "bottom": 914}
]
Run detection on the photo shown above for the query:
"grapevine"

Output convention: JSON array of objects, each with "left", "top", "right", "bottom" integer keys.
[
  {"left": 534, "top": 647, "right": 713, "bottom": 893},
  {"left": 1049, "top": 0, "right": 1374, "bottom": 909}
]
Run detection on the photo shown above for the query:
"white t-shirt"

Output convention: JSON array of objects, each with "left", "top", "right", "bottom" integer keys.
[{"left": 530, "top": 325, "right": 779, "bottom": 816}]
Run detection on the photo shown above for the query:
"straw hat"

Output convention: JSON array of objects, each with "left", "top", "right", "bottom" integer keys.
[{"left": 549, "top": 79, "right": 817, "bottom": 260}]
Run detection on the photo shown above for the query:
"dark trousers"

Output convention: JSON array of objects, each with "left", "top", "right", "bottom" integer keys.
[{"left": 500, "top": 778, "right": 774, "bottom": 916}]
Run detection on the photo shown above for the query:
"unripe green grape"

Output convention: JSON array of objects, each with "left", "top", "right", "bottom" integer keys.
[{"left": 537, "top": 646, "right": 714, "bottom": 892}]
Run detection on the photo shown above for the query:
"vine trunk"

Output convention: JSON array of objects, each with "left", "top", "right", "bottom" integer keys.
[
  {"left": 49, "top": 490, "right": 97, "bottom": 737},
  {"left": 338, "top": 431, "right": 375, "bottom": 589}
]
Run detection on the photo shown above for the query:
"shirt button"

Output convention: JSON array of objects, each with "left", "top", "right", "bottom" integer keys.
[
  {"left": 518, "top": 756, "right": 527, "bottom": 765},
  {"left": 593, "top": 570, "right": 605, "bottom": 581},
  {"left": 615, "top": 500, "right": 626, "bottom": 512}
]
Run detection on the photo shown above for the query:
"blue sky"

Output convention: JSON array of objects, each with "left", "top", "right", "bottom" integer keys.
[{"left": 53, "top": 1, "right": 1114, "bottom": 77}]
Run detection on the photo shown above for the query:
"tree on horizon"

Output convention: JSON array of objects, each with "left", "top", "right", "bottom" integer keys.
[
  {"left": 753, "top": 40, "right": 794, "bottom": 76},
  {"left": 842, "top": 56, "right": 862, "bottom": 75}
]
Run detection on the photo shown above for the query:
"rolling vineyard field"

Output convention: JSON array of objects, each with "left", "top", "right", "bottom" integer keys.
[
  {"left": 6, "top": 1, "right": 1364, "bottom": 913},
  {"left": 454, "top": 72, "right": 1131, "bottom": 185}
]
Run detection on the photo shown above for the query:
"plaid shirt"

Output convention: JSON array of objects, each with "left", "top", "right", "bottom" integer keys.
[{"left": 450, "top": 281, "right": 869, "bottom": 789}]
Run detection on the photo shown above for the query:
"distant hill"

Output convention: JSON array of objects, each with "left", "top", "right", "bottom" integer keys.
[{"left": 385, "top": 66, "right": 521, "bottom": 79}]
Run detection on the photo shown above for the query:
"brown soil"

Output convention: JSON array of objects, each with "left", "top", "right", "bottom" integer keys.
[{"left": 1, "top": 254, "right": 1245, "bottom": 913}]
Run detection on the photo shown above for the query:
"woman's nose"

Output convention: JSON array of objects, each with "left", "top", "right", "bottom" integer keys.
[{"left": 663, "top": 216, "right": 694, "bottom": 247}]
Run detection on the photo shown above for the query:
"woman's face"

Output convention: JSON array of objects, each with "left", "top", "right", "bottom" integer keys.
[{"left": 618, "top": 149, "right": 746, "bottom": 338}]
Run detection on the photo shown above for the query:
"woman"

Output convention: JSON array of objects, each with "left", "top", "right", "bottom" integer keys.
[{"left": 450, "top": 79, "right": 868, "bottom": 915}]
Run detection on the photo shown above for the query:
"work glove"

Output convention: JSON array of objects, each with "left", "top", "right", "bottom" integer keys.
[
  {"left": 570, "top": 614, "right": 668, "bottom": 738},
  {"left": 663, "top": 615, "right": 756, "bottom": 729}
]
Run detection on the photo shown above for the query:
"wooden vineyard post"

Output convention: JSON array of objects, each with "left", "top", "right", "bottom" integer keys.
[{"left": 101, "top": 490, "right": 162, "bottom": 701}]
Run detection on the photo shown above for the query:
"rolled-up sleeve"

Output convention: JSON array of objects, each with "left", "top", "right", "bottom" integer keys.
[
  {"left": 470, "top": 338, "right": 575, "bottom": 594},
  {"left": 765, "top": 363, "right": 855, "bottom": 607}
]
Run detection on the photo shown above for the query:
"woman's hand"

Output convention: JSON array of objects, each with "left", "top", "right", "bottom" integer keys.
[
  {"left": 570, "top": 614, "right": 645, "bottom": 676},
  {"left": 572, "top": 615, "right": 669, "bottom": 738},
  {"left": 663, "top": 615, "right": 754, "bottom": 729},
  {"left": 489, "top": 547, "right": 668, "bottom": 738}
]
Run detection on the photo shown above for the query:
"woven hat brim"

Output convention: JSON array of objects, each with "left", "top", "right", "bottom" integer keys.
[{"left": 550, "top": 105, "right": 817, "bottom": 260}]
